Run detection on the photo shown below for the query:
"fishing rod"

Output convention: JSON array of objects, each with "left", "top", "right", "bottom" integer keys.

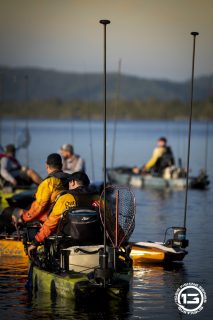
[
  {"left": 183, "top": 32, "right": 199, "bottom": 228},
  {"left": 99, "top": 19, "right": 110, "bottom": 274},
  {"left": 176, "top": 122, "right": 182, "bottom": 168},
  {"left": 24, "top": 74, "right": 30, "bottom": 167},
  {"left": 0, "top": 74, "right": 3, "bottom": 146},
  {"left": 111, "top": 58, "right": 122, "bottom": 169},
  {"left": 204, "top": 120, "right": 209, "bottom": 173},
  {"left": 70, "top": 108, "right": 75, "bottom": 145},
  {"left": 85, "top": 74, "right": 95, "bottom": 181},
  {"left": 88, "top": 104, "right": 95, "bottom": 181}
]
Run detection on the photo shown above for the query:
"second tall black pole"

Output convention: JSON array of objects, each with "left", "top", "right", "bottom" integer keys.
[{"left": 183, "top": 31, "right": 199, "bottom": 228}]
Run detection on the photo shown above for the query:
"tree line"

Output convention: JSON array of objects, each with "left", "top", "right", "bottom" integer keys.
[{"left": 0, "top": 97, "right": 213, "bottom": 120}]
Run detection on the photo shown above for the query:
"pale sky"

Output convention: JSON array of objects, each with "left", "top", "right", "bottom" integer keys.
[{"left": 0, "top": 0, "right": 212, "bottom": 81}]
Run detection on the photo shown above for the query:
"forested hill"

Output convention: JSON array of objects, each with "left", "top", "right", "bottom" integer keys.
[{"left": 1, "top": 66, "right": 212, "bottom": 102}]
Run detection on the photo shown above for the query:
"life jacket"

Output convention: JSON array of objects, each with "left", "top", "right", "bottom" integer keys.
[
  {"left": 0, "top": 153, "right": 22, "bottom": 170},
  {"left": 54, "top": 187, "right": 103, "bottom": 245},
  {"left": 0, "top": 153, "right": 6, "bottom": 159},
  {"left": 44, "top": 170, "right": 70, "bottom": 190},
  {"left": 154, "top": 146, "right": 175, "bottom": 175},
  {"left": 0, "top": 154, "right": 22, "bottom": 187}
]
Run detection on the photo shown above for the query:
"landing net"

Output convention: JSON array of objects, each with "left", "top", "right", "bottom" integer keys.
[{"left": 99, "top": 185, "right": 136, "bottom": 248}]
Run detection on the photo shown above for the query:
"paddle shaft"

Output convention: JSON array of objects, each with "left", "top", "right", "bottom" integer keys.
[{"left": 183, "top": 32, "right": 199, "bottom": 228}]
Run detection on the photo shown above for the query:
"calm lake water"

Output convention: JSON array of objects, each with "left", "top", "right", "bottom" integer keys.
[{"left": 0, "top": 119, "right": 213, "bottom": 319}]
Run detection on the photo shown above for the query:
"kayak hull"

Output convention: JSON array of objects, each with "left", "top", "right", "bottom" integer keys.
[
  {"left": 0, "top": 237, "right": 27, "bottom": 259},
  {"left": 107, "top": 168, "right": 209, "bottom": 190},
  {"left": 32, "top": 265, "right": 131, "bottom": 300},
  {"left": 130, "top": 242, "right": 187, "bottom": 264}
]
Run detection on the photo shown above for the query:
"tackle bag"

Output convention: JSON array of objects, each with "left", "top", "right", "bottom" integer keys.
[{"left": 58, "top": 208, "right": 103, "bottom": 245}]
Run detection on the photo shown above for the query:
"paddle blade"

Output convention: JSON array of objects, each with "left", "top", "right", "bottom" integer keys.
[
  {"left": 99, "top": 185, "right": 136, "bottom": 247},
  {"left": 17, "top": 127, "right": 31, "bottom": 150}
]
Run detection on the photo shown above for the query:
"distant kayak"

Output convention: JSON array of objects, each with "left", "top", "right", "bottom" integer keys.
[
  {"left": 107, "top": 167, "right": 209, "bottom": 190},
  {"left": 0, "top": 186, "right": 35, "bottom": 208}
]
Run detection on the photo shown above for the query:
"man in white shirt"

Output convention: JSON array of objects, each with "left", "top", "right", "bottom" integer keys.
[{"left": 60, "top": 144, "right": 85, "bottom": 174}]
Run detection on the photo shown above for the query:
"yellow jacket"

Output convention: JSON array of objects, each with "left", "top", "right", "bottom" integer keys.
[
  {"left": 35, "top": 189, "right": 100, "bottom": 243},
  {"left": 144, "top": 146, "right": 166, "bottom": 170},
  {"left": 22, "top": 175, "right": 67, "bottom": 223}
]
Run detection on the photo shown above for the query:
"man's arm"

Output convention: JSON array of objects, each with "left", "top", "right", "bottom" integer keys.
[
  {"left": 22, "top": 179, "right": 51, "bottom": 222},
  {"left": 144, "top": 148, "right": 164, "bottom": 170},
  {"left": 33, "top": 194, "right": 76, "bottom": 244}
]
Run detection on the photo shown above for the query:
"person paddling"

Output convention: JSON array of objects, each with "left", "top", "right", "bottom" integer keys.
[{"left": 133, "top": 137, "right": 175, "bottom": 176}]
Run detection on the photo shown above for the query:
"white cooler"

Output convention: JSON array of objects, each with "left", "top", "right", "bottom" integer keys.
[{"left": 60, "top": 245, "right": 104, "bottom": 274}]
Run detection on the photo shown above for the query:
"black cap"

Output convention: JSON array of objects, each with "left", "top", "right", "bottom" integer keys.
[
  {"left": 5, "top": 144, "right": 16, "bottom": 153},
  {"left": 46, "top": 153, "right": 62, "bottom": 169},
  {"left": 67, "top": 171, "right": 90, "bottom": 187}
]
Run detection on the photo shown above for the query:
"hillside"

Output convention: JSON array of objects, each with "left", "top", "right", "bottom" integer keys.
[{"left": 1, "top": 66, "right": 213, "bottom": 102}]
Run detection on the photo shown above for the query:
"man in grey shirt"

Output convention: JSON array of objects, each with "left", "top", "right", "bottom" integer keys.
[{"left": 60, "top": 144, "right": 85, "bottom": 174}]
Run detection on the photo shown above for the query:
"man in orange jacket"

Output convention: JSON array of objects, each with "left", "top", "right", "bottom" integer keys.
[
  {"left": 27, "top": 172, "right": 100, "bottom": 254},
  {"left": 12, "top": 153, "right": 69, "bottom": 224}
]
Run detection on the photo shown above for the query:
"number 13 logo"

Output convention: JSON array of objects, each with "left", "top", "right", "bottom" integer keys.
[{"left": 181, "top": 293, "right": 199, "bottom": 305}]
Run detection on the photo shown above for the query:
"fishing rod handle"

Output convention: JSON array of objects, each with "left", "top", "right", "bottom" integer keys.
[
  {"left": 191, "top": 32, "right": 199, "bottom": 36},
  {"left": 99, "top": 20, "right": 111, "bottom": 25}
]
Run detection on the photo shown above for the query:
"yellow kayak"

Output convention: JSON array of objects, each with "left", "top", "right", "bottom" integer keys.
[
  {"left": 130, "top": 242, "right": 187, "bottom": 264},
  {"left": 0, "top": 237, "right": 28, "bottom": 259}
]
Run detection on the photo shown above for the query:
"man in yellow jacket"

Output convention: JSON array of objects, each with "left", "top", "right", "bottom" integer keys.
[
  {"left": 133, "top": 137, "right": 174, "bottom": 175},
  {"left": 12, "top": 153, "right": 69, "bottom": 224},
  {"left": 28, "top": 172, "right": 100, "bottom": 254}
]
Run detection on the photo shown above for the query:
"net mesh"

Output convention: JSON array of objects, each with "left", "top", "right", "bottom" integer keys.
[{"left": 99, "top": 185, "right": 136, "bottom": 247}]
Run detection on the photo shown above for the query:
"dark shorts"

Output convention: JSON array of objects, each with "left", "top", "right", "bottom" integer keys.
[{"left": 12, "top": 170, "right": 32, "bottom": 186}]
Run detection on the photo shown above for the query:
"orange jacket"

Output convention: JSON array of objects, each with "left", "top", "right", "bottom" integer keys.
[
  {"left": 35, "top": 189, "right": 99, "bottom": 243},
  {"left": 22, "top": 175, "right": 67, "bottom": 223}
]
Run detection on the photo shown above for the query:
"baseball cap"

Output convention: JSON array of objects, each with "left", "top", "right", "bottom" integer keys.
[
  {"left": 61, "top": 144, "right": 74, "bottom": 153},
  {"left": 67, "top": 171, "right": 90, "bottom": 186}
]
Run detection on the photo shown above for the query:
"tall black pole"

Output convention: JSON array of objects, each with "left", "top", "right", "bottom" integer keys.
[
  {"left": 183, "top": 32, "right": 199, "bottom": 228},
  {"left": 99, "top": 19, "right": 110, "bottom": 261}
]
